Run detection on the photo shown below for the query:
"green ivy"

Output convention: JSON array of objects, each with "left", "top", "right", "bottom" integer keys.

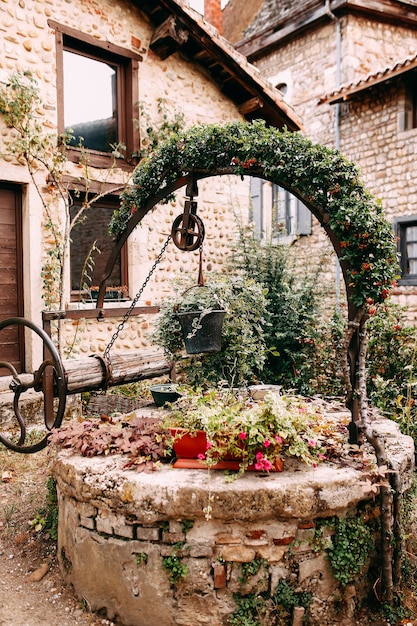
[
  {"left": 162, "top": 543, "right": 189, "bottom": 584},
  {"left": 110, "top": 119, "right": 398, "bottom": 308},
  {"left": 239, "top": 558, "right": 268, "bottom": 584},
  {"left": 327, "top": 514, "right": 374, "bottom": 587}
]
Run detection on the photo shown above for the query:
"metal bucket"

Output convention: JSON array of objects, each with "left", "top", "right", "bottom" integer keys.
[{"left": 176, "top": 309, "right": 226, "bottom": 354}]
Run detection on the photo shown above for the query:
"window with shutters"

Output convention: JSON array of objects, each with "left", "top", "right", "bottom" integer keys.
[
  {"left": 394, "top": 215, "right": 417, "bottom": 285},
  {"left": 250, "top": 178, "right": 311, "bottom": 242}
]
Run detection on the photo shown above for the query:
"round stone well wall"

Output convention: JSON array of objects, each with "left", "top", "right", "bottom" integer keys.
[{"left": 53, "top": 413, "right": 414, "bottom": 626}]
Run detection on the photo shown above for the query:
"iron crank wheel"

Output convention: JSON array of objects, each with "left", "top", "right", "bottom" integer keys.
[{"left": 0, "top": 317, "right": 67, "bottom": 453}]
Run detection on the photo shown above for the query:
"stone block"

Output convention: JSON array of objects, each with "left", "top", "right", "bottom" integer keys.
[
  {"left": 115, "top": 523, "right": 134, "bottom": 539},
  {"left": 80, "top": 516, "right": 95, "bottom": 530},
  {"left": 162, "top": 531, "right": 184, "bottom": 543},
  {"left": 169, "top": 520, "right": 184, "bottom": 533},
  {"left": 256, "top": 545, "right": 287, "bottom": 562},
  {"left": 219, "top": 545, "right": 255, "bottom": 563},
  {"left": 96, "top": 515, "right": 114, "bottom": 535},
  {"left": 215, "top": 533, "right": 241, "bottom": 545},
  {"left": 136, "top": 526, "right": 160, "bottom": 541},
  {"left": 270, "top": 564, "right": 290, "bottom": 592},
  {"left": 76, "top": 501, "right": 97, "bottom": 518},
  {"left": 189, "top": 545, "right": 213, "bottom": 558}
]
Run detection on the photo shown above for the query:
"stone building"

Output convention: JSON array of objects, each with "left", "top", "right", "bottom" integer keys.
[
  {"left": 222, "top": 0, "right": 417, "bottom": 317},
  {"left": 0, "top": 0, "right": 301, "bottom": 374}
]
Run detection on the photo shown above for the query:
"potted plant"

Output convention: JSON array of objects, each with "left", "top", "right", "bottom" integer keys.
[
  {"left": 161, "top": 386, "right": 328, "bottom": 475},
  {"left": 174, "top": 284, "right": 226, "bottom": 354},
  {"left": 152, "top": 272, "right": 268, "bottom": 387}
]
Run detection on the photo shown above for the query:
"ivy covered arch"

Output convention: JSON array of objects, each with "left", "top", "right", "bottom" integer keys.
[{"left": 103, "top": 120, "right": 398, "bottom": 441}]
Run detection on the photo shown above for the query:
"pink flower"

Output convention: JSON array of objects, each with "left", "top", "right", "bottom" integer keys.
[
  {"left": 197, "top": 453, "right": 206, "bottom": 460},
  {"left": 264, "top": 439, "right": 271, "bottom": 448},
  {"left": 239, "top": 432, "right": 247, "bottom": 440},
  {"left": 275, "top": 435, "right": 283, "bottom": 444},
  {"left": 206, "top": 441, "right": 213, "bottom": 450},
  {"left": 255, "top": 451, "right": 264, "bottom": 461},
  {"left": 254, "top": 454, "right": 273, "bottom": 472},
  {"left": 308, "top": 439, "right": 316, "bottom": 447},
  {"left": 312, "top": 462, "right": 317, "bottom": 468},
  {"left": 318, "top": 453, "right": 326, "bottom": 460}
]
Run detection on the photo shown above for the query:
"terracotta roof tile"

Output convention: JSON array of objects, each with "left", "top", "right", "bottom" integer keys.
[{"left": 319, "top": 51, "right": 417, "bottom": 104}]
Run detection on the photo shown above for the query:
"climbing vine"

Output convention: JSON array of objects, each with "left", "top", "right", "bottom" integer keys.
[
  {"left": 0, "top": 71, "right": 128, "bottom": 352},
  {"left": 110, "top": 119, "right": 398, "bottom": 310}
]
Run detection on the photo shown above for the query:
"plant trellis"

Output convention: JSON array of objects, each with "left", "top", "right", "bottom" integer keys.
[{"left": 106, "top": 119, "right": 398, "bottom": 441}]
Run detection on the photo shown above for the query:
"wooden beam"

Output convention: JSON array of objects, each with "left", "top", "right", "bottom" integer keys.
[
  {"left": 239, "top": 97, "right": 264, "bottom": 115},
  {"left": 63, "top": 350, "right": 172, "bottom": 394},
  {"left": 150, "top": 15, "right": 189, "bottom": 60}
]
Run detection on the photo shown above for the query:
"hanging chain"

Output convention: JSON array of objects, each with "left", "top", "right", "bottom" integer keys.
[
  {"left": 103, "top": 235, "right": 171, "bottom": 361},
  {"left": 197, "top": 240, "right": 205, "bottom": 286}
]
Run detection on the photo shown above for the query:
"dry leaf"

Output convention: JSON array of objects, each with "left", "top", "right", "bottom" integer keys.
[{"left": 2, "top": 470, "right": 13, "bottom": 483}]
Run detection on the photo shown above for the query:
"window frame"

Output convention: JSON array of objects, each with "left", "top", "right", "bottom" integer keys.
[
  {"left": 50, "top": 20, "right": 140, "bottom": 169},
  {"left": 69, "top": 192, "right": 129, "bottom": 303},
  {"left": 399, "top": 73, "right": 417, "bottom": 133},
  {"left": 394, "top": 215, "right": 417, "bottom": 285},
  {"left": 250, "top": 178, "right": 311, "bottom": 242}
]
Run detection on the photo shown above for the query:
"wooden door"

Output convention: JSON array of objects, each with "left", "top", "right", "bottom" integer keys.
[{"left": 0, "top": 185, "right": 24, "bottom": 375}]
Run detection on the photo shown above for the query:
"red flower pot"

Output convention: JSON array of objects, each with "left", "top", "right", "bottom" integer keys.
[
  {"left": 169, "top": 428, "right": 283, "bottom": 472},
  {"left": 169, "top": 428, "right": 207, "bottom": 459}
]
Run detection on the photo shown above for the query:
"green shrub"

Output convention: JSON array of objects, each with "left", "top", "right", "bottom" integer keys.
[
  {"left": 228, "top": 226, "right": 325, "bottom": 388},
  {"left": 152, "top": 272, "right": 268, "bottom": 387}
]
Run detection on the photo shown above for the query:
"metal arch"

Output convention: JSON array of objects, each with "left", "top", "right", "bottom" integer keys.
[
  {"left": 0, "top": 317, "right": 67, "bottom": 453},
  {"left": 95, "top": 170, "right": 216, "bottom": 309},
  {"left": 94, "top": 165, "right": 363, "bottom": 442}
]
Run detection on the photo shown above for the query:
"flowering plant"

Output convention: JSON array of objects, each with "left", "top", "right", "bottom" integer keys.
[{"left": 162, "top": 387, "right": 328, "bottom": 475}]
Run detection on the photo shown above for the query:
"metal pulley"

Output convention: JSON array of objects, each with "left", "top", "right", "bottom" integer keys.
[{"left": 171, "top": 199, "right": 205, "bottom": 251}]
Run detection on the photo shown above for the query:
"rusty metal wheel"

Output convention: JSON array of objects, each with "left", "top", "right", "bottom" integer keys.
[
  {"left": 171, "top": 213, "right": 205, "bottom": 251},
  {"left": 0, "top": 317, "right": 67, "bottom": 453}
]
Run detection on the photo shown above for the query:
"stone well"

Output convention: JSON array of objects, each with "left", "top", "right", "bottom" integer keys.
[{"left": 53, "top": 412, "right": 414, "bottom": 626}]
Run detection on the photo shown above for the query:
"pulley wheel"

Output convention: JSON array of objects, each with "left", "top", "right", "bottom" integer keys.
[{"left": 171, "top": 213, "right": 205, "bottom": 251}]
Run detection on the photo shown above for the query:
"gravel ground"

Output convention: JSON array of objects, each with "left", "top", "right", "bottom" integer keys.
[{"left": 0, "top": 447, "right": 113, "bottom": 626}]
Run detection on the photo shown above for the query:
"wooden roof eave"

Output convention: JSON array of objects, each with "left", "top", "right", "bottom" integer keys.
[
  {"left": 321, "top": 57, "right": 417, "bottom": 105},
  {"left": 138, "top": 0, "right": 303, "bottom": 131},
  {"left": 237, "top": 0, "right": 417, "bottom": 62}
]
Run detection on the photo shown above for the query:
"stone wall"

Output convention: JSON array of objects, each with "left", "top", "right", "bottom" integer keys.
[
  {"left": 252, "top": 10, "right": 417, "bottom": 315},
  {"left": 53, "top": 412, "right": 414, "bottom": 626},
  {"left": 0, "top": 0, "right": 249, "bottom": 367}
]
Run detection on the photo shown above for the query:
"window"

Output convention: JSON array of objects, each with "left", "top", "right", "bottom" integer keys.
[
  {"left": 395, "top": 215, "right": 417, "bottom": 284},
  {"left": 250, "top": 178, "right": 311, "bottom": 241},
  {"left": 70, "top": 195, "right": 128, "bottom": 301},
  {"left": 51, "top": 21, "right": 140, "bottom": 167},
  {"left": 400, "top": 73, "right": 417, "bottom": 132}
]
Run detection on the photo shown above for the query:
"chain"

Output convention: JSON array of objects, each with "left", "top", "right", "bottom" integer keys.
[{"left": 103, "top": 235, "right": 171, "bottom": 361}]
